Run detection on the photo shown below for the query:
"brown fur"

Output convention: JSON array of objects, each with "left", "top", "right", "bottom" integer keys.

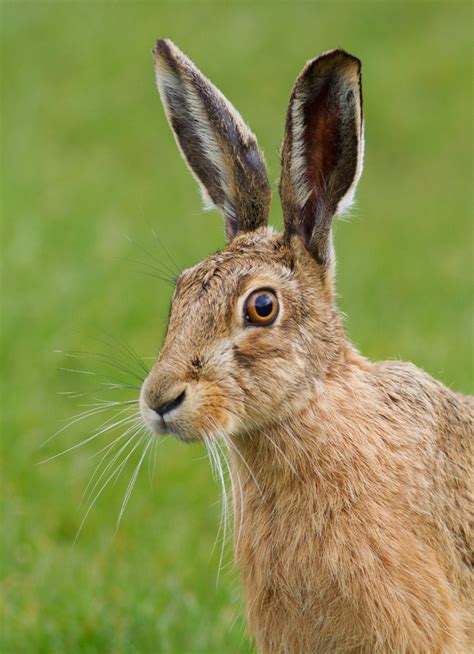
[{"left": 142, "top": 41, "right": 474, "bottom": 652}]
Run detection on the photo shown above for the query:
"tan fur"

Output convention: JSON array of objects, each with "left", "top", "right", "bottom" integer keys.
[{"left": 143, "top": 41, "right": 474, "bottom": 652}]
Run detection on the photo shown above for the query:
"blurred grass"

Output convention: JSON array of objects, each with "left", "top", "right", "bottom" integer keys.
[{"left": 1, "top": 2, "right": 472, "bottom": 652}]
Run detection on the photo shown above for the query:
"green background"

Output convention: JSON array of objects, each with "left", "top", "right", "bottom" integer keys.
[{"left": 2, "top": 1, "right": 472, "bottom": 652}]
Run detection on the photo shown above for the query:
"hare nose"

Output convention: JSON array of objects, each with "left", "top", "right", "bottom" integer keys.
[{"left": 152, "top": 389, "right": 186, "bottom": 417}]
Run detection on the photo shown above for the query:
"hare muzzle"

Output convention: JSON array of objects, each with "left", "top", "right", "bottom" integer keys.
[{"left": 140, "top": 357, "right": 239, "bottom": 442}]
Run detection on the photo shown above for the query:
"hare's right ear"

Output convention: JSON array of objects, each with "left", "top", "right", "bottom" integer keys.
[
  {"left": 153, "top": 39, "right": 271, "bottom": 242},
  {"left": 280, "top": 50, "right": 364, "bottom": 269}
]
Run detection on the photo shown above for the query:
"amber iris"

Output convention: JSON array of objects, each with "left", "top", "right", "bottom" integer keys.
[{"left": 245, "top": 289, "right": 279, "bottom": 326}]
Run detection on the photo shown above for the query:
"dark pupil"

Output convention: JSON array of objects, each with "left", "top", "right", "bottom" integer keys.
[{"left": 255, "top": 294, "right": 273, "bottom": 317}]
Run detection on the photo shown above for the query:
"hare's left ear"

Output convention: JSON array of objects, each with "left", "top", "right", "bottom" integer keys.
[
  {"left": 280, "top": 50, "right": 364, "bottom": 269},
  {"left": 153, "top": 39, "right": 271, "bottom": 242}
]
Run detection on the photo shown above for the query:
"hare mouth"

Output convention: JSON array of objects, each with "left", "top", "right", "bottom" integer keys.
[
  {"left": 139, "top": 377, "right": 241, "bottom": 442},
  {"left": 139, "top": 395, "right": 230, "bottom": 443}
]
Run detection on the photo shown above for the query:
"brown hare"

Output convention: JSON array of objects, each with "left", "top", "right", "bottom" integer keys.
[{"left": 141, "top": 39, "right": 473, "bottom": 653}]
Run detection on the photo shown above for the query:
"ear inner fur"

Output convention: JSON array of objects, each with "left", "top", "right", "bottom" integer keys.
[
  {"left": 153, "top": 39, "right": 271, "bottom": 241},
  {"left": 280, "top": 49, "right": 363, "bottom": 267}
]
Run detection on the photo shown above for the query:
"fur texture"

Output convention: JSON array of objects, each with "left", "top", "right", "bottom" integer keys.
[
  {"left": 153, "top": 39, "right": 271, "bottom": 241},
  {"left": 142, "top": 40, "right": 474, "bottom": 653}
]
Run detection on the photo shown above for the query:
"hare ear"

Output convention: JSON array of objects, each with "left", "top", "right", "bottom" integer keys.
[
  {"left": 280, "top": 49, "right": 363, "bottom": 268},
  {"left": 153, "top": 39, "right": 271, "bottom": 242}
]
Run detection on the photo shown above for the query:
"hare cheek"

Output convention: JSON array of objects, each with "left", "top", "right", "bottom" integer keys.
[
  {"left": 200, "top": 404, "right": 236, "bottom": 436},
  {"left": 189, "top": 385, "right": 236, "bottom": 437}
]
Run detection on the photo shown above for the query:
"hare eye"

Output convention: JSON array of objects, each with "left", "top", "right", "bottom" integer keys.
[{"left": 245, "top": 289, "right": 279, "bottom": 326}]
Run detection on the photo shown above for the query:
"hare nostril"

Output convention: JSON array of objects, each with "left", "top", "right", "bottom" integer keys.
[{"left": 154, "top": 390, "right": 186, "bottom": 417}]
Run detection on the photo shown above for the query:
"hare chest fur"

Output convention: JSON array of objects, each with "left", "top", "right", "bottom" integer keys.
[
  {"left": 141, "top": 39, "right": 474, "bottom": 653},
  {"left": 231, "top": 362, "right": 472, "bottom": 653}
]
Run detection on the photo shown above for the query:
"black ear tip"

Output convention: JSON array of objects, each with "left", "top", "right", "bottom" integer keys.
[
  {"left": 332, "top": 48, "right": 361, "bottom": 62},
  {"left": 152, "top": 38, "right": 174, "bottom": 60},
  {"left": 312, "top": 48, "right": 362, "bottom": 75},
  {"left": 340, "top": 50, "right": 362, "bottom": 73}
]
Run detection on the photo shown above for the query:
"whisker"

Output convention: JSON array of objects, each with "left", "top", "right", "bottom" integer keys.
[
  {"left": 205, "top": 427, "right": 228, "bottom": 587},
  {"left": 56, "top": 355, "right": 143, "bottom": 390},
  {"left": 82, "top": 418, "right": 143, "bottom": 503},
  {"left": 115, "top": 435, "right": 152, "bottom": 530},
  {"left": 39, "top": 412, "right": 138, "bottom": 463},
  {"left": 57, "top": 384, "right": 141, "bottom": 399},
  {"left": 92, "top": 333, "right": 150, "bottom": 377},
  {"left": 262, "top": 432, "right": 301, "bottom": 480},
  {"left": 59, "top": 367, "right": 95, "bottom": 376},
  {"left": 41, "top": 401, "right": 134, "bottom": 448},
  {"left": 89, "top": 417, "right": 141, "bottom": 461},
  {"left": 83, "top": 422, "right": 143, "bottom": 504},
  {"left": 278, "top": 424, "right": 340, "bottom": 491},
  {"left": 203, "top": 435, "right": 217, "bottom": 481},
  {"left": 225, "top": 435, "right": 264, "bottom": 498},
  {"left": 75, "top": 431, "right": 145, "bottom": 542},
  {"left": 278, "top": 422, "right": 313, "bottom": 462},
  {"left": 151, "top": 436, "right": 160, "bottom": 482},
  {"left": 54, "top": 332, "right": 155, "bottom": 536},
  {"left": 134, "top": 269, "right": 176, "bottom": 287},
  {"left": 214, "top": 434, "right": 239, "bottom": 562},
  {"left": 150, "top": 226, "right": 181, "bottom": 276},
  {"left": 121, "top": 233, "right": 177, "bottom": 285},
  {"left": 218, "top": 437, "right": 244, "bottom": 551},
  {"left": 147, "top": 435, "right": 161, "bottom": 488},
  {"left": 81, "top": 399, "right": 139, "bottom": 409},
  {"left": 123, "top": 233, "right": 178, "bottom": 280},
  {"left": 129, "top": 255, "right": 176, "bottom": 279},
  {"left": 58, "top": 350, "right": 145, "bottom": 384}
]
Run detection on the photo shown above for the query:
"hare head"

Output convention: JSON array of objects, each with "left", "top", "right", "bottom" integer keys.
[{"left": 140, "top": 40, "right": 363, "bottom": 443}]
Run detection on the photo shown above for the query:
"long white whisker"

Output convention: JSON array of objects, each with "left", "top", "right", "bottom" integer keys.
[
  {"left": 115, "top": 436, "right": 152, "bottom": 530},
  {"left": 39, "top": 412, "right": 138, "bottom": 464},
  {"left": 59, "top": 367, "right": 96, "bottom": 376},
  {"left": 214, "top": 434, "right": 237, "bottom": 569},
  {"left": 57, "top": 386, "right": 139, "bottom": 399},
  {"left": 57, "top": 350, "right": 145, "bottom": 384},
  {"left": 75, "top": 432, "right": 145, "bottom": 542},
  {"left": 151, "top": 435, "right": 161, "bottom": 482},
  {"left": 41, "top": 401, "right": 135, "bottom": 448},
  {"left": 212, "top": 445, "right": 228, "bottom": 587},
  {"left": 225, "top": 436, "right": 264, "bottom": 497},
  {"left": 147, "top": 435, "right": 159, "bottom": 488},
  {"left": 42, "top": 406, "right": 116, "bottom": 448},
  {"left": 203, "top": 435, "right": 220, "bottom": 535},
  {"left": 89, "top": 416, "right": 142, "bottom": 460},
  {"left": 220, "top": 436, "right": 244, "bottom": 550},
  {"left": 83, "top": 423, "right": 143, "bottom": 504},
  {"left": 83, "top": 399, "right": 139, "bottom": 408},
  {"left": 278, "top": 422, "right": 313, "bottom": 463},
  {"left": 82, "top": 418, "right": 143, "bottom": 503},
  {"left": 205, "top": 423, "right": 229, "bottom": 587},
  {"left": 205, "top": 435, "right": 218, "bottom": 481},
  {"left": 263, "top": 432, "right": 301, "bottom": 480}
]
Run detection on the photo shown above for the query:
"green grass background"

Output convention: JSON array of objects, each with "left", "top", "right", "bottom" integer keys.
[{"left": 1, "top": 1, "right": 472, "bottom": 652}]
